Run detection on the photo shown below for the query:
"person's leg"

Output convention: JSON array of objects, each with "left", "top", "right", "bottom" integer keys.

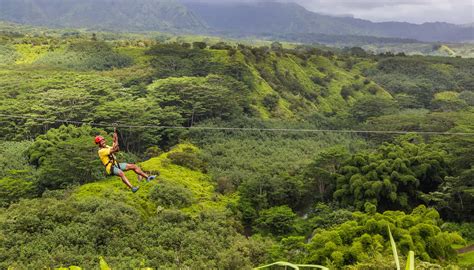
[
  {"left": 112, "top": 166, "right": 139, "bottom": 192},
  {"left": 117, "top": 170, "right": 133, "bottom": 189},
  {"left": 124, "top": 163, "right": 149, "bottom": 179}
]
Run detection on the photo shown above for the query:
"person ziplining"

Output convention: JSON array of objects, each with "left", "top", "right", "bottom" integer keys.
[{"left": 95, "top": 128, "right": 156, "bottom": 193}]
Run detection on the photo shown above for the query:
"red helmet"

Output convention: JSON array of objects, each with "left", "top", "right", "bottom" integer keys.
[{"left": 94, "top": 136, "right": 105, "bottom": 144}]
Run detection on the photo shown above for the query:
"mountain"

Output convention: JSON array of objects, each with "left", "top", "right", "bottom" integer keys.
[
  {"left": 0, "top": 0, "right": 472, "bottom": 43},
  {"left": 0, "top": 0, "right": 207, "bottom": 32},
  {"left": 183, "top": 1, "right": 474, "bottom": 43}
]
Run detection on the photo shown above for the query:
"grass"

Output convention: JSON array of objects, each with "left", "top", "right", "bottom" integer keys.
[
  {"left": 14, "top": 44, "right": 50, "bottom": 64},
  {"left": 458, "top": 250, "right": 474, "bottom": 268},
  {"left": 114, "top": 46, "right": 150, "bottom": 66},
  {"left": 140, "top": 143, "right": 235, "bottom": 215},
  {"left": 72, "top": 143, "right": 234, "bottom": 218},
  {"left": 453, "top": 242, "right": 474, "bottom": 268}
]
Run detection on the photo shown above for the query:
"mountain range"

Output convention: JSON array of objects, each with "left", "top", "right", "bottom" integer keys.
[{"left": 0, "top": 0, "right": 472, "bottom": 43}]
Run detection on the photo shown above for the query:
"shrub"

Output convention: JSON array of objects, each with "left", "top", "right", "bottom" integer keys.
[
  {"left": 167, "top": 147, "right": 207, "bottom": 172},
  {"left": 262, "top": 93, "right": 280, "bottom": 111},
  {"left": 149, "top": 180, "right": 194, "bottom": 208},
  {"left": 192, "top": 41, "right": 207, "bottom": 49}
]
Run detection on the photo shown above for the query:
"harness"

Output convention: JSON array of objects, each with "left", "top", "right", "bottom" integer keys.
[{"left": 103, "top": 150, "right": 119, "bottom": 176}]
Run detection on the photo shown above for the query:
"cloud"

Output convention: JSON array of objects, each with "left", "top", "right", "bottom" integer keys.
[
  {"left": 181, "top": 0, "right": 474, "bottom": 24},
  {"left": 295, "top": 0, "right": 474, "bottom": 24}
]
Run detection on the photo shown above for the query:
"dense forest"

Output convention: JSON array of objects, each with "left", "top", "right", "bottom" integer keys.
[
  {"left": 0, "top": 27, "right": 473, "bottom": 269},
  {"left": 2, "top": 0, "right": 473, "bottom": 42}
]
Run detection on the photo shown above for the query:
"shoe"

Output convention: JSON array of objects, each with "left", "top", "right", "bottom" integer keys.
[
  {"left": 131, "top": 186, "right": 140, "bottom": 193},
  {"left": 146, "top": 175, "right": 156, "bottom": 183}
]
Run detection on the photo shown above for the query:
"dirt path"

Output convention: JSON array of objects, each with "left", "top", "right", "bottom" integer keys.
[{"left": 457, "top": 244, "right": 474, "bottom": 254}]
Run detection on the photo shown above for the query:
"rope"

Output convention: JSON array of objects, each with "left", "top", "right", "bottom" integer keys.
[{"left": 1, "top": 112, "right": 474, "bottom": 136}]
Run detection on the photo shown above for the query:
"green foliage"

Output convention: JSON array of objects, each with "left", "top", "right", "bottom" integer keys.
[
  {"left": 99, "top": 256, "right": 111, "bottom": 270},
  {"left": 27, "top": 125, "right": 104, "bottom": 192},
  {"left": 0, "top": 44, "right": 18, "bottom": 64},
  {"left": 431, "top": 120, "right": 474, "bottom": 221},
  {"left": 0, "top": 176, "right": 36, "bottom": 207},
  {"left": 147, "top": 75, "right": 248, "bottom": 125},
  {"left": 254, "top": 206, "right": 297, "bottom": 236},
  {"left": 0, "top": 70, "right": 123, "bottom": 140},
  {"left": 305, "top": 203, "right": 354, "bottom": 230},
  {"left": 254, "top": 261, "right": 328, "bottom": 270},
  {"left": 458, "top": 91, "right": 474, "bottom": 106},
  {"left": 430, "top": 91, "right": 468, "bottom": 112},
  {"left": 388, "top": 226, "right": 401, "bottom": 270},
  {"left": 458, "top": 250, "right": 474, "bottom": 268},
  {"left": 0, "top": 141, "right": 34, "bottom": 178},
  {"left": 303, "top": 146, "right": 350, "bottom": 202},
  {"left": 364, "top": 56, "right": 474, "bottom": 107},
  {"left": 274, "top": 205, "right": 464, "bottom": 268},
  {"left": 149, "top": 180, "right": 194, "bottom": 208},
  {"left": 90, "top": 98, "right": 172, "bottom": 151},
  {"left": 350, "top": 96, "right": 398, "bottom": 122},
  {"left": 0, "top": 144, "right": 272, "bottom": 268},
  {"left": 146, "top": 43, "right": 249, "bottom": 82},
  {"left": 192, "top": 41, "right": 207, "bottom": 49},
  {"left": 36, "top": 41, "right": 133, "bottom": 70},
  {"left": 333, "top": 134, "right": 449, "bottom": 211},
  {"left": 0, "top": 195, "right": 271, "bottom": 269},
  {"left": 442, "top": 223, "right": 474, "bottom": 242},
  {"left": 0, "top": 28, "right": 472, "bottom": 269},
  {"left": 167, "top": 147, "right": 206, "bottom": 172},
  {"left": 262, "top": 93, "right": 280, "bottom": 111}
]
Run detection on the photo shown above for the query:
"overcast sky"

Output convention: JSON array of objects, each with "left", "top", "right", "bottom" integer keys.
[
  {"left": 296, "top": 0, "right": 473, "bottom": 24},
  {"left": 186, "top": 0, "right": 473, "bottom": 24}
]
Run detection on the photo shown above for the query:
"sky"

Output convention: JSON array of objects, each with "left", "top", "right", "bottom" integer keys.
[
  {"left": 295, "top": 0, "right": 473, "bottom": 24},
  {"left": 185, "top": 0, "right": 474, "bottom": 24}
]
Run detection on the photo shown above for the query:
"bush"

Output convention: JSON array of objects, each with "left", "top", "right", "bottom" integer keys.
[
  {"left": 210, "top": 42, "right": 233, "bottom": 50},
  {"left": 149, "top": 180, "right": 194, "bottom": 208},
  {"left": 442, "top": 222, "right": 474, "bottom": 241},
  {"left": 192, "top": 41, "right": 207, "bottom": 49},
  {"left": 340, "top": 85, "right": 354, "bottom": 100},
  {"left": 167, "top": 147, "right": 207, "bottom": 172},
  {"left": 254, "top": 205, "right": 297, "bottom": 236},
  {"left": 350, "top": 96, "right": 398, "bottom": 122},
  {"left": 262, "top": 93, "right": 280, "bottom": 111},
  {"left": 27, "top": 125, "right": 104, "bottom": 192},
  {"left": 36, "top": 41, "right": 132, "bottom": 70}
]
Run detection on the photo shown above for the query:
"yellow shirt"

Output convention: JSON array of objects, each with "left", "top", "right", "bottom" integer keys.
[{"left": 98, "top": 146, "right": 117, "bottom": 174}]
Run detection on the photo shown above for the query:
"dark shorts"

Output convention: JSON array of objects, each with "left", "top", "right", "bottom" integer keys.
[{"left": 111, "top": 163, "right": 128, "bottom": 176}]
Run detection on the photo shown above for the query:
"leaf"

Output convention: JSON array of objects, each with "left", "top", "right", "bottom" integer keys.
[
  {"left": 405, "top": 250, "right": 415, "bottom": 270},
  {"left": 99, "top": 256, "right": 112, "bottom": 270},
  {"left": 388, "top": 226, "right": 400, "bottom": 270}
]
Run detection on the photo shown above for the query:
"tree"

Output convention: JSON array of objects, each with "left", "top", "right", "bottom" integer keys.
[
  {"left": 275, "top": 205, "right": 463, "bottom": 268},
  {"left": 303, "top": 146, "right": 349, "bottom": 202},
  {"left": 147, "top": 75, "right": 245, "bottom": 126},
  {"left": 254, "top": 205, "right": 297, "bottom": 236},
  {"left": 192, "top": 41, "right": 207, "bottom": 49},
  {"left": 271, "top": 42, "right": 283, "bottom": 51},
  {"left": 350, "top": 96, "right": 398, "bottom": 122},
  {"left": 27, "top": 125, "right": 105, "bottom": 192},
  {"left": 333, "top": 134, "right": 449, "bottom": 211}
]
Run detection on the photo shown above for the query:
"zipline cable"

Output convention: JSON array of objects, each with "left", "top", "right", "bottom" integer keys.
[{"left": 1, "top": 112, "right": 474, "bottom": 136}]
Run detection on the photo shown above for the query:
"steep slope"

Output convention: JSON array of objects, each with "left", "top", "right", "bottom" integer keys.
[
  {"left": 73, "top": 143, "right": 233, "bottom": 216},
  {"left": 0, "top": 0, "right": 207, "bottom": 32},
  {"left": 184, "top": 1, "right": 474, "bottom": 42},
  {"left": 2, "top": 0, "right": 472, "bottom": 42}
]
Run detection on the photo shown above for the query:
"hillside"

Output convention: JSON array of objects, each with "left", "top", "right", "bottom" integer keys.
[
  {"left": 0, "top": 0, "right": 472, "bottom": 43},
  {"left": 184, "top": 1, "right": 474, "bottom": 42},
  {"left": 0, "top": 27, "right": 473, "bottom": 268},
  {"left": 0, "top": 0, "right": 207, "bottom": 32}
]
